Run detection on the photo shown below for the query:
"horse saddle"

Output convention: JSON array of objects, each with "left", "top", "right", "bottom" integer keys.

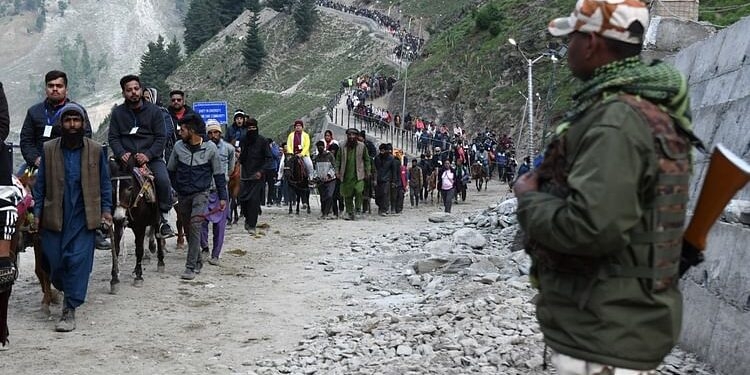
[{"left": 132, "top": 166, "right": 157, "bottom": 205}]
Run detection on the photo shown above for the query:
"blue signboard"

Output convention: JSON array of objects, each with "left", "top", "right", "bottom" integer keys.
[{"left": 193, "top": 101, "right": 228, "bottom": 124}]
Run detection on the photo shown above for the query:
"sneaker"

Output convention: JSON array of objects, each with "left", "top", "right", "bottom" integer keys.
[
  {"left": 343, "top": 213, "right": 355, "bottom": 221},
  {"left": 95, "top": 229, "right": 111, "bottom": 250},
  {"left": 244, "top": 222, "right": 254, "bottom": 232},
  {"left": 55, "top": 308, "right": 76, "bottom": 332},
  {"left": 180, "top": 269, "right": 196, "bottom": 280},
  {"left": 158, "top": 221, "right": 176, "bottom": 239},
  {"left": 208, "top": 257, "right": 220, "bottom": 266},
  {"left": 0, "top": 340, "right": 8, "bottom": 351},
  {"left": 201, "top": 247, "right": 209, "bottom": 255}
]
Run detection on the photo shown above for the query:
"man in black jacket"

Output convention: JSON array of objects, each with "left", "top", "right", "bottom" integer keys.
[
  {"left": 108, "top": 75, "right": 175, "bottom": 238},
  {"left": 20, "top": 70, "right": 92, "bottom": 168},
  {"left": 373, "top": 143, "right": 398, "bottom": 216},
  {"left": 237, "top": 118, "right": 273, "bottom": 233},
  {"left": 19, "top": 71, "right": 107, "bottom": 249}
]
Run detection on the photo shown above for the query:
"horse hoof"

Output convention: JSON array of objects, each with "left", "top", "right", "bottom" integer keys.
[
  {"left": 40, "top": 304, "right": 51, "bottom": 318},
  {"left": 157, "top": 264, "right": 165, "bottom": 273},
  {"left": 50, "top": 290, "right": 62, "bottom": 305},
  {"left": 133, "top": 278, "right": 144, "bottom": 287},
  {"left": 110, "top": 283, "right": 119, "bottom": 295}
]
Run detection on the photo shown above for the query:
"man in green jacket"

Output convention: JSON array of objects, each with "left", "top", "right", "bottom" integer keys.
[{"left": 514, "top": 0, "right": 693, "bottom": 373}]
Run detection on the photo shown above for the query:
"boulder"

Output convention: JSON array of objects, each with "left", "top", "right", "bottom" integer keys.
[
  {"left": 452, "top": 228, "right": 487, "bottom": 249},
  {"left": 413, "top": 258, "right": 450, "bottom": 274},
  {"left": 429, "top": 212, "right": 452, "bottom": 223}
]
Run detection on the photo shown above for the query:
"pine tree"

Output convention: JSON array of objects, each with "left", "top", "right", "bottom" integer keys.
[
  {"left": 245, "top": 0, "right": 260, "bottom": 13},
  {"left": 243, "top": 10, "right": 265, "bottom": 75},
  {"left": 216, "top": 0, "right": 246, "bottom": 27},
  {"left": 166, "top": 36, "right": 182, "bottom": 68},
  {"left": 139, "top": 36, "right": 170, "bottom": 96},
  {"left": 293, "top": 0, "right": 318, "bottom": 42},
  {"left": 184, "top": 0, "right": 223, "bottom": 54},
  {"left": 266, "top": 0, "right": 292, "bottom": 13}
]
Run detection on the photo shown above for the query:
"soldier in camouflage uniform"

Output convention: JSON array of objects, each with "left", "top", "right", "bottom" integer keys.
[{"left": 514, "top": 1, "right": 695, "bottom": 373}]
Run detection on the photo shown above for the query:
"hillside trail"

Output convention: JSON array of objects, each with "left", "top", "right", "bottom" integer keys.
[{"left": 5, "top": 177, "right": 512, "bottom": 374}]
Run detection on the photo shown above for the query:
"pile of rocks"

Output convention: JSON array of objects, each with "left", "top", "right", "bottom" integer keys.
[{"left": 250, "top": 198, "right": 716, "bottom": 375}]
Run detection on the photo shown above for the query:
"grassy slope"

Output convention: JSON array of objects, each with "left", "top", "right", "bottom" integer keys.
[
  {"left": 700, "top": 0, "right": 750, "bottom": 26},
  {"left": 168, "top": 11, "right": 396, "bottom": 141},
  {"left": 387, "top": 0, "right": 576, "bottom": 145}
]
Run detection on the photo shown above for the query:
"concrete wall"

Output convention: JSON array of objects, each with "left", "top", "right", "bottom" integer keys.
[{"left": 667, "top": 16, "right": 750, "bottom": 375}]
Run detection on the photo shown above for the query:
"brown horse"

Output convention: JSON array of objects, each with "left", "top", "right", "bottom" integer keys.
[
  {"left": 426, "top": 169, "right": 438, "bottom": 204},
  {"left": 109, "top": 158, "right": 165, "bottom": 294},
  {"left": 471, "top": 162, "right": 489, "bottom": 191},
  {"left": 228, "top": 161, "right": 241, "bottom": 223},
  {"left": 15, "top": 169, "right": 60, "bottom": 315}
]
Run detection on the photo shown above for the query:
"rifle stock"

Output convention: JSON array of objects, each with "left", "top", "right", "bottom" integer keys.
[{"left": 680, "top": 144, "right": 750, "bottom": 276}]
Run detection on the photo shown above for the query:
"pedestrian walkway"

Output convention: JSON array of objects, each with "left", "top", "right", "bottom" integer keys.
[{"left": 325, "top": 93, "right": 418, "bottom": 157}]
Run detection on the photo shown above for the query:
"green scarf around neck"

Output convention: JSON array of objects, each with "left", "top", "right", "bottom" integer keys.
[{"left": 559, "top": 57, "right": 692, "bottom": 135}]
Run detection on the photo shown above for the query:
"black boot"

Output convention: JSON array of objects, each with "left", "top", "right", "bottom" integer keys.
[{"left": 158, "top": 213, "right": 176, "bottom": 239}]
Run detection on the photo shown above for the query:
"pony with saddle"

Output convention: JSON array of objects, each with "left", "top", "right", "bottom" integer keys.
[
  {"left": 471, "top": 161, "right": 489, "bottom": 191},
  {"left": 283, "top": 154, "right": 311, "bottom": 214},
  {"left": 109, "top": 157, "right": 165, "bottom": 294}
]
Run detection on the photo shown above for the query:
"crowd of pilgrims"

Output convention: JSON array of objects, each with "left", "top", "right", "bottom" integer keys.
[{"left": 316, "top": 0, "right": 425, "bottom": 61}]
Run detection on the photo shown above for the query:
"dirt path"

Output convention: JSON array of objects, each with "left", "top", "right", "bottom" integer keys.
[{"left": 5, "top": 179, "right": 511, "bottom": 374}]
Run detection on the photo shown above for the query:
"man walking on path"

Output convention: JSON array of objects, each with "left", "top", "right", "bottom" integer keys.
[
  {"left": 336, "top": 128, "right": 371, "bottom": 220},
  {"left": 200, "top": 120, "right": 234, "bottom": 265},
  {"left": 374, "top": 143, "right": 398, "bottom": 216},
  {"left": 408, "top": 159, "right": 422, "bottom": 207},
  {"left": 168, "top": 114, "right": 227, "bottom": 280},
  {"left": 515, "top": 0, "right": 694, "bottom": 373},
  {"left": 33, "top": 103, "right": 112, "bottom": 332},
  {"left": 313, "top": 140, "right": 337, "bottom": 219},
  {"left": 238, "top": 118, "right": 273, "bottom": 233}
]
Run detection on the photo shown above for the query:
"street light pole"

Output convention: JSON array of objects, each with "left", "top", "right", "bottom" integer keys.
[
  {"left": 526, "top": 58, "right": 534, "bottom": 161},
  {"left": 402, "top": 60, "right": 408, "bottom": 120},
  {"left": 509, "top": 38, "right": 554, "bottom": 165}
]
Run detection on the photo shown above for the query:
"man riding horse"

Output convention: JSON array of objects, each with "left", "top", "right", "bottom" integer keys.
[{"left": 108, "top": 74, "right": 175, "bottom": 240}]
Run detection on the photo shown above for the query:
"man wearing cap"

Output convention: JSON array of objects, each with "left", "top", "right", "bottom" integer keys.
[
  {"left": 514, "top": 1, "right": 694, "bottom": 372},
  {"left": 225, "top": 109, "right": 248, "bottom": 148},
  {"left": 201, "top": 119, "right": 235, "bottom": 265},
  {"left": 109, "top": 75, "right": 176, "bottom": 239},
  {"left": 336, "top": 128, "right": 371, "bottom": 220},
  {"left": 33, "top": 103, "right": 112, "bottom": 332},
  {"left": 169, "top": 114, "right": 227, "bottom": 280},
  {"left": 285, "top": 119, "right": 315, "bottom": 183}
]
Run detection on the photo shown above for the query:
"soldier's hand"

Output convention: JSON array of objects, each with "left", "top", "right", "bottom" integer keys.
[
  {"left": 121, "top": 152, "right": 131, "bottom": 163},
  {"left": 219, "top": 200, "right": 226, "bottom": 211},
  {"left": 513, "top": 172, "right": 539, "bottom": 197},
  {"left": 101, "top": 212, "right": 113, "bottom": 229},
  {"left": 34, "top": 156, "right": 41, "bottom": 167}
]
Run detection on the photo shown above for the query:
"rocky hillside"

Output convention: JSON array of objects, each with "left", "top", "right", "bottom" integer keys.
[
  {"left": 167, "top": 7, "right": 397, "bottom": 141},
  {"left": 0, "top": 0, "right": 184, "bottom": 140}
]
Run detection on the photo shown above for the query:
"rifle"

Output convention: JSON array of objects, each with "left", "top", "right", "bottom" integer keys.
[{"left": 680, "top": 144, "right": 750, "bottom": 276}]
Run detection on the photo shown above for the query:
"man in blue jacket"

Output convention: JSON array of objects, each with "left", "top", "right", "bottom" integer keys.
[{"left": 108, "top": 75, "right": 175, "bottom": 238}]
